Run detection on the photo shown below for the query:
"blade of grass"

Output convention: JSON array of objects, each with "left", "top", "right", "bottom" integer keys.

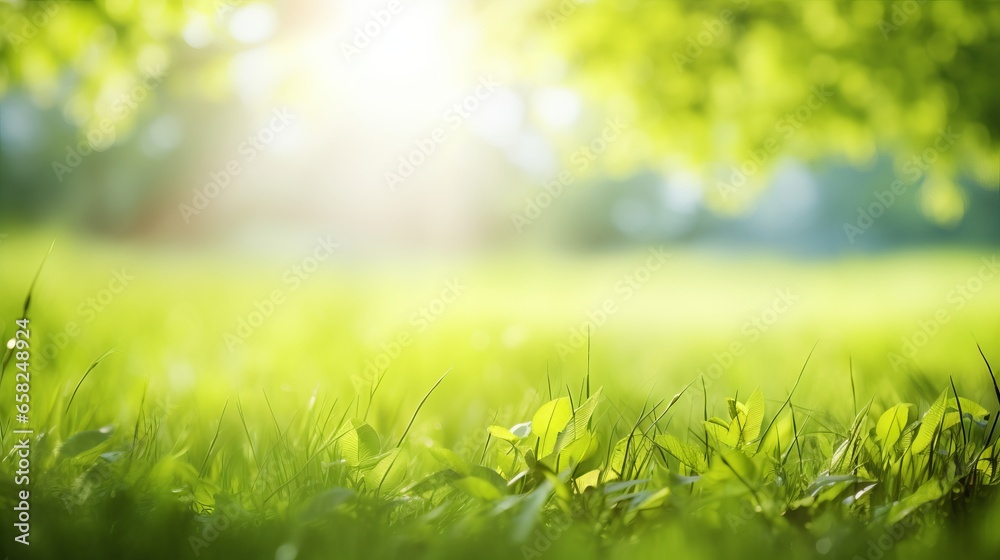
[
  {"left": 199, "top": 398, "right": 229, "bottom": 477},
  {"left": 236, "top": 395, "right": 260, "bottom": 471},
  {"left": 849, "top": 355, "right": 857, "bottom": 419},
  {"left": 977, "top": 343, "right": 999, "bottom": 446},
  {"left": 396, "top": 369, "right": 449, "bottom": 447},
  {"left": 127, "top": 379, "right": 148, "bottom": 470},
  {"left": 701, "top": 376, "right": 710, "bottom": 462},
  {"left": 755, "top": 342, "right": 816, "bottom": 454},
  {"left": 949, "top": 376, "right": 967, "bottom": 447},
  {"left": 586, "top": 324, "right": 591, "bottom": 399},
  {"left": 364, "top": 368, "right": 387, "bottom": 421},
  {"left": 65, "top": 348, "right": 115, "bottom": 415},
  {"left": 0, "top": 241, "right": 55, "bottom": 385}
]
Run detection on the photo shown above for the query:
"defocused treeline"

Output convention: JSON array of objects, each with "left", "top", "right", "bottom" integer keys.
[{"left": 0, "top": 0, "right": 997, "bottom": 249}]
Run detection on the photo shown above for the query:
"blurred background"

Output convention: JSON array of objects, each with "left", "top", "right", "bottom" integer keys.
[
  {"left": 1, "top": 0, "right": 996, "bottom": 252},
  {"left": 0, "top": 0, "right": 999, "bottom": 417}
]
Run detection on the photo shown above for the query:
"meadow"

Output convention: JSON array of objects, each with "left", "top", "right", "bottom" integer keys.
[
  {"left": 2, "top": 0, "right": 999, "bottom": 558},
  {"left": 0, "top": 235, "right": 998, "bottom": 559}
]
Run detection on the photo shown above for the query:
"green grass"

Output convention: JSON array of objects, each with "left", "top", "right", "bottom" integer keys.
[{"left": 1, "top": 236, "right": 999, "bottom": 560}]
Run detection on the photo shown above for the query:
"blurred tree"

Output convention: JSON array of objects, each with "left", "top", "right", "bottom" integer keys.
[
  {"left": 1, "top": 0, "right": 234, "bottom": 153},
  {"left": 2, "top": 0, "right": 998, "bottom": 230},
  {"left": 509, "top": 0, "right": 999, "bottom": 223}
]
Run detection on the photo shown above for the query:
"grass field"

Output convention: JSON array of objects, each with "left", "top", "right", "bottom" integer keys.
[{"left": 1, "top": 235, "right": 999, "bottom": 559}]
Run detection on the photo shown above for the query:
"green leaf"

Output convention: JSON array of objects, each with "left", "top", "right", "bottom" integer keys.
[
  {"left": 337, "top": 418, "right": 380, "bottom": 467},
  {"left": 496, "top": 447, "right": 519, "bottom": 478},
  {"left": 470, "top": 465, "right": 509, "bottom": 489},
  {"left": 724, "top": 416, "right": 744, "bottom": 447},
  {"left": 743, "top": 389, "right": 765, "bottom": 442},
  {"left": 610, "top": 432, "right": 654, "bottom": 477},
  {"left": 488, "top": 425, "right": 519, "bottom": 442},
  {"left": 726, "top": 397, "right": 740, "bottom": 420},
  {"left": 813, "top": 479, "right": 861, "bottom": 506},
  {"left": 452, "top": 476, "right": 503, "bottom": 501},
  {"left": 655, "top": 433, "right": 707, "bottom": 473},
  {"left": 60, "top": 425, "right": 114, "bottom": 458},
  {"left": 630, "top": 487, "right": 670, "bottom": 512},
  {"left": 603, "top": 479, "right": 651, "bottom": 495},
  {"left": 884, "top": 478, "right": 951, "bottom": 524},
  {"left": 911, "top": 390, "right": 948, "bottom": 454},
  {"left": 531, "top": 397, "right": 573, "bottom": 456},
  {"left": 428, "top": 446, "right": 470, "bottom": 475},
  {"left": 943, "top": 398, "right": 990, "bottom": 430},
  {"left": 574, "top": 469, "right": 601, "bottom": 492},
  {"left": 556, "top": 432, "right": 597, "bottom": 467},
  {"left": 719, "top": 448, "right": 757, "bottom": 482},
  {"left": 703, "top": 417, "right": 731, "bottom": 445},
  {"left": 555, "top": 387, "right": 603, "bottom": 452},
  {"left": 364, "top": 448, "right": 408, "bottom": 492},
  {"left": 950, "top": 397, "right": 989, "bottom": 419},
  {"left": 976, "top": 444, "right": 998, "bottom": 482},
  {"left": 513, "top": 480, "right": 553, "bottom": 542},
  {"left": 403, "top": 469, "right": 461, "bottom": 495},
  {"left": 806, "top": 474, "right": 865, "bottom": 496},
  {"left": 876, "top": 404, "right": 912, "bottom": 456}
]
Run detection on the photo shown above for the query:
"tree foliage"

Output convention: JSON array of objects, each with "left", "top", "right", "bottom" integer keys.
[
  {"left": 1, "top": 0, "right": 230, "bottom": 143},
  {"left": 2, "top": 1, "right": 998, "bottom": 224},
  {"left": 524, "top": 0, "right": 999, "bottom": 219}
]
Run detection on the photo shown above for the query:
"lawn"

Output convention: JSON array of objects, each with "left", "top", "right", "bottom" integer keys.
[{"left": 1, "top": 235, "right": 999, "bottom": 559}]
